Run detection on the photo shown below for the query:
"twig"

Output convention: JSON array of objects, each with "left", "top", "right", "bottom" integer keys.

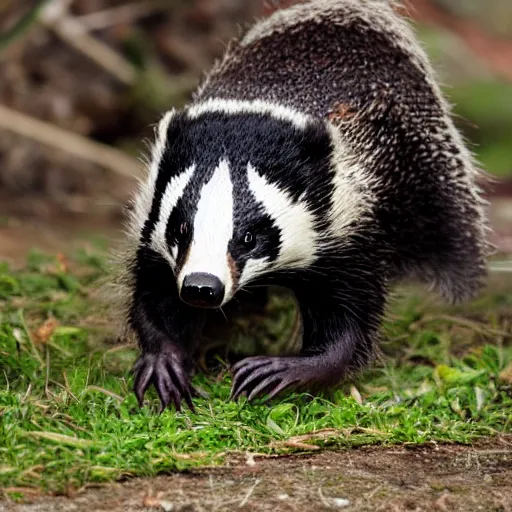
[
  {"left": 420, "top": 314, "right": 511, "bottom": 338},
  {"left": 238, "top": 479, "right": 260, "bottom": 508},
  {"left": 84, "top": 385, "right": 124, "bottom": 402},
  {"left": 366, "top": 484, "right": 384, "bottom": 501},
  {"left": 76, "top": 1, "right": 169, "bottom": 31},
  {"left": 0, "top": 104, "right": 141, "bottom": 178},
  {"left": 40, "top": 0, "right": 136, "bottom": 85},
  {"left": 317, "top": 487, "right": 331, "bottom": 508},
  {"left": 489, "top": 263, "right": 512, "bottom": 273},
  {"left": 51, "top": 380, "right": 79, "bottom": 403},
  {"left": 17, "top": 309, "right": 44, "bottom": 366},
  {"left": 44, "top": 345, "right": 50, "bottom": 398},
  {"left": 280, "top": 440, "right": 321, "bottom": 450}
]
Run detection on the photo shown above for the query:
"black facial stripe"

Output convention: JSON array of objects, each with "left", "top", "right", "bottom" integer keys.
[
  {"left": 183, "top": 111, "right": 335, "bottom": 229},
  {"left": 163, "top": 160, "right": 219, "bottom": 272},
  {"left": 229, "top": 165, "right": 281, "bottom": 276},
  {"left": 141, "top": 112, "right": 193, "bottom": 245},
  {"left": 165, "top": 197, "right": 192, "bottom": 273}
]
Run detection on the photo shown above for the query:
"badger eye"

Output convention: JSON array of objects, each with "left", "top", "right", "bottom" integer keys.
[
  {"left": 242, "top": 231, "right": 256, "bottom": 251},
  {"left": 170, "top": 221, "right": 188, "bottom": 245}
]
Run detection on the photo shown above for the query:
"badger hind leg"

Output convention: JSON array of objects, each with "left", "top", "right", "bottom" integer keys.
[{"left": 230, "top": 271, "right": 386, "bottom": 401}]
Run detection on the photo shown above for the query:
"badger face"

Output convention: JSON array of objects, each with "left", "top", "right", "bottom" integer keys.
[
  {"left": 135, "top": 100, "right": 336, "bottom": 309},
  {"left": 170, "top": 158, "right": 284, "bottom": 309}
]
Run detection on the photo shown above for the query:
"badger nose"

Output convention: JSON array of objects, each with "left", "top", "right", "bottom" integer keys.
[{"left": 180, "top": 273, "right": 225, "bottom": 308}]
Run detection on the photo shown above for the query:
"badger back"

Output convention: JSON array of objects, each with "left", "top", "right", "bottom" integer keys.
[{"left": 196, "top": 0, "right": 440, "bottom": 120}]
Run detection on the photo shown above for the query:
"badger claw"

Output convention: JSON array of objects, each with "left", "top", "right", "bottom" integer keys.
[
  {"left": 230, "top": 356, "right": 303, "bottom": 402},
  {"left": 132, "top": 348, "right": 195, "bottom": 412}
]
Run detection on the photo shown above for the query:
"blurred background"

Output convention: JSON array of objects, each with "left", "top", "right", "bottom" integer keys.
[{"left": 0, "top": 0, "right": 511, "bottom": 261}]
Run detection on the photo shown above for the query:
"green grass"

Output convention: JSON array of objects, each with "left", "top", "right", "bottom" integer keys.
[{"left": 1, "top": 248, "right": 511, "bottom": 497}]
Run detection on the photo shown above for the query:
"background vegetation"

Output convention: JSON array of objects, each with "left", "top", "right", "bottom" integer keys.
[{"left": 0, "top": 0, "right": 511, "bottom": 223}]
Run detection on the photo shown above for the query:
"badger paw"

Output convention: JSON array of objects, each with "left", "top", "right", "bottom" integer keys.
[
  {"left": 132, "top": 347, "right": 195, "bottom": 412},
  {"left": 230, "top": 356, "right": 305, "bottom": 402}
]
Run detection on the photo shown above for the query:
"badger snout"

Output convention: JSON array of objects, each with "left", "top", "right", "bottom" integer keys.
[{"left": 180, "top": 272, "right": 225, "bottom": 308}]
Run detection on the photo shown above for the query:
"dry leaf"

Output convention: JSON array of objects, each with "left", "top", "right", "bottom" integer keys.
[
  {"left": 143, "top": 496, "right": 162, "bottom": 508},
  {"left": 33, "top": 318, "right": 60, "bottom": 344},
  {"left": 56, "top": 252, "right": 69, "bottom": 273},
  {"left": 143, "top": 491, "right": 173, "bottom": 511},
  {"left": 499, "top": 363, "right": 512, "bottom": 384}
]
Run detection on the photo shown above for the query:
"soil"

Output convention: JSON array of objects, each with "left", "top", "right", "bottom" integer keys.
[
  {"left": 2, "top": 437, "right": 511, "bottom": 512},
  {"left": 0, "top": 212, "right": 122, "bottom": 267}
]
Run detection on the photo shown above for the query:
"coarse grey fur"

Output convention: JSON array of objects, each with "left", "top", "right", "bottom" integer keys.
[
  {"left": 196, "top": 0, "right": 490, "bottom": 302},
  {"left": 117, "top": 0, "right": 491, "bottom": 410}
]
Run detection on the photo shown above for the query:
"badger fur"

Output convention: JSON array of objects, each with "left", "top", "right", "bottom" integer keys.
[{"left": 120, "top": 0, "right": 490, "bottom": 411}]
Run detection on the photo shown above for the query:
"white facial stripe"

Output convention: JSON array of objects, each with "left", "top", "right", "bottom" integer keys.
[
  {"left": 178, "top": 159, "right": 234, "bottom": 302},
  {"left": 131, "top": 109, "right": 176, "bottom": 236},
  {"left": 239, "top": 257, "right": 270, "bottom": 288},
  {"left": 187, "top": 98, "right": 310, "bottom": 131},
  {"left": 247, "top": 163, "right": 318, "bottom": 270},
  {"left": 150, "top": 164, "right": 196, "bottom": 262}
]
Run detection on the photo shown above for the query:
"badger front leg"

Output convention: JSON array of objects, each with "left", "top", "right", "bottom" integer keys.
[
  {"left": 230, "top": 276, "right": 386, "bottom": 401},
  {"left": 129, "top": 248, "right": 205, "bottom": 412}
]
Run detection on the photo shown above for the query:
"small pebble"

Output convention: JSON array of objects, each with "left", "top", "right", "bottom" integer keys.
[
  {"left": 159, "top": 500, "right": 174, "bottom": 512},
  {"left": 278, "top": 494, "right": 289, "bottom": 500},
  {"left": 331, "top": 498, "right": 350, "bottom": 508}
]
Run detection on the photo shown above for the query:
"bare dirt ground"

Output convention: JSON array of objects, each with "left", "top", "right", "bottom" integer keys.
[
  {"left": 3, "top": 437, "right": 512, "bottom": 512},
  {"left": 1, "top": 1, "right": 511, "bottom": 509},
  {"left": 0, "top": 212, "right": 122, "bottom": 267}
]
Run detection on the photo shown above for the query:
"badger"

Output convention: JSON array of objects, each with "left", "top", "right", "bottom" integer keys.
[{"left": 119, "top": 0, "right": 490, "bottom": 411}]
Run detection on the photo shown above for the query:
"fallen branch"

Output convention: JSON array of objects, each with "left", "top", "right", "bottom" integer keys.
[
  {"left": 76, "top": 0, "right": 170, "bottom": 32},
  {"left": 40, "top": 0, "right": 136, "bottom": 85},
  {"left": 39, "top": 1, "right": 197, "bottom": 107},
  {"left": 0, "top": 104, "right": 141, "bottom": 179}
]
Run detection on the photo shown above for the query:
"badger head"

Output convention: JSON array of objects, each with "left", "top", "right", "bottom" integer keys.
[{"left": 131, "top": 99, "right": 340, "bottom": 309}]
